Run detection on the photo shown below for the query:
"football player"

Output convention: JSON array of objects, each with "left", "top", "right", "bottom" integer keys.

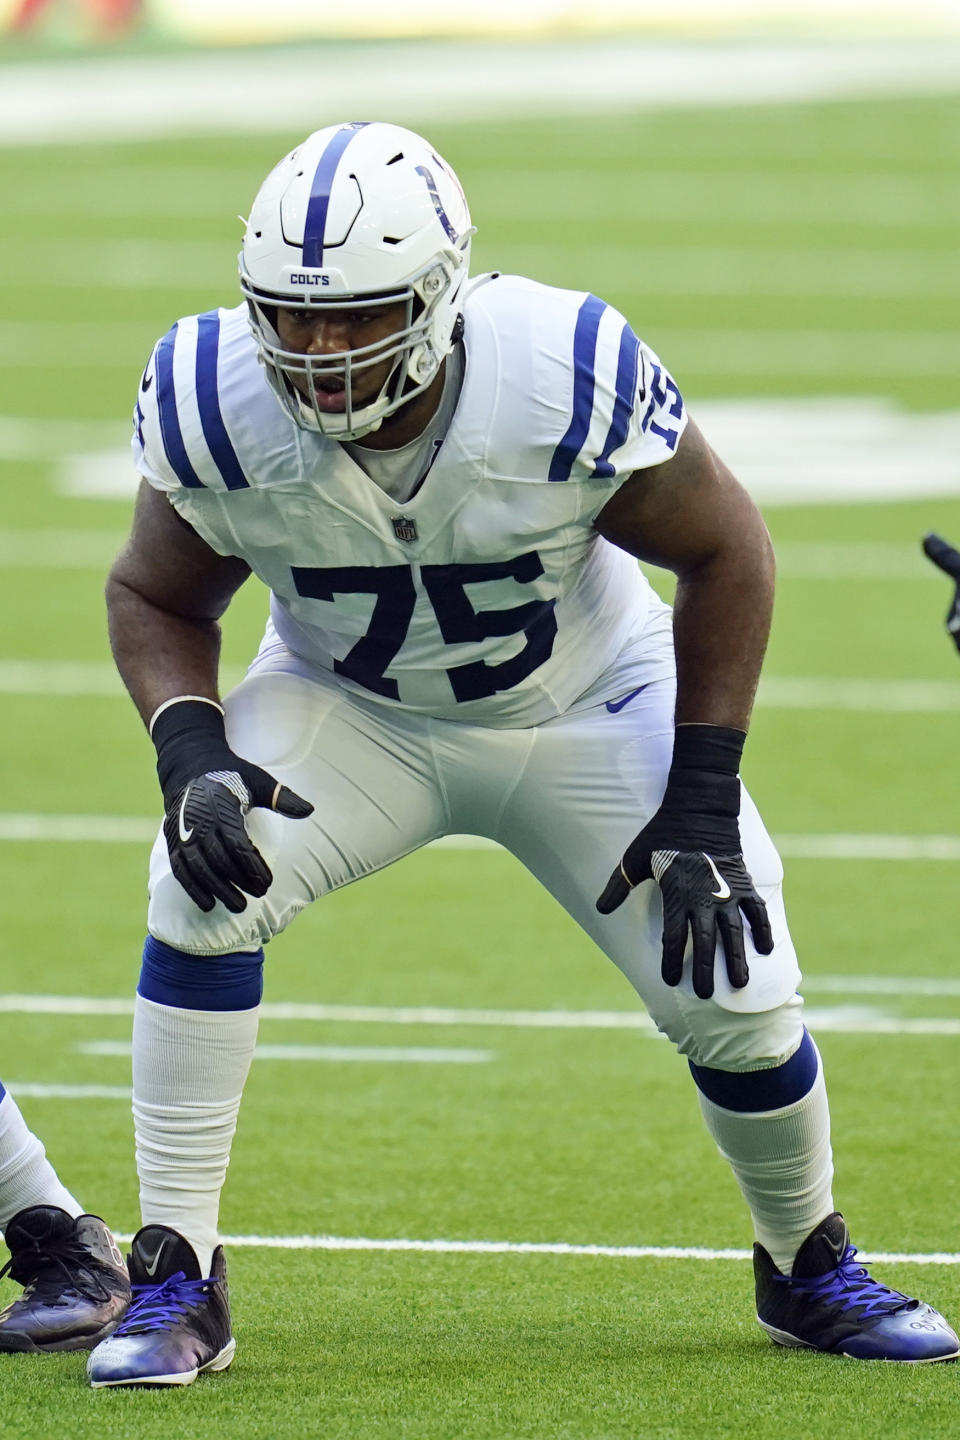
[
  {"left": 923, "top": 532, "right": 960, "bottom": 652},
  {"left": 87, "top": 122, "right": 958, "bottom": 1386},
  {"left": 0, "top": 1082, "right": 129, "bottom": 1351}
]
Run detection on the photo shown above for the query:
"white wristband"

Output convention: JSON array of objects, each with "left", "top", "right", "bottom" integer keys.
[{"left": 148, "top": 695, "right": 224, "bottom": 738}]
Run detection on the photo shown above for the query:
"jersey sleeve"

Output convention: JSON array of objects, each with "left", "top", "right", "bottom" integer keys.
[
  {"left": 546, "top": 294, "right": 687, "bottom": 491},
  {"left": 131, "top": 311, "right": 252, "bottom": 496}
]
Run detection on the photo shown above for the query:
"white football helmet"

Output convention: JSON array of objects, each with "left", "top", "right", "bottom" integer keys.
[{"left": 239, "top": 121, "right": 473, "bottom": 441}]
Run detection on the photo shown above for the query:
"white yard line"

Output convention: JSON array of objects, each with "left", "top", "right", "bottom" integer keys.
[
  {"left": 757, "top": 678, "right": 960, "bottom": 712},
  {"left": 6, "top": 1083, "right": 131, "bottom": 1100},
  {"left": 3, "top": 41, "right": 960, "bottom": 148},
  {"left": 4, "top": 993, "right": 960, "bottom": 1031},
  {"left": 4, "top": 325, "right": 959, "bottom": 376},
  {"left": 7, "top": 239, "right": 960, "bottom": 296},
  {"left": 0, "top": 532, "right": 940, "bottom": 580},
  {"left": 0, "top": 417, "right": 124, "bottom": 461},
  {"left": 0, "top": 531, "right": 127, "bottom": 569},
  {"left": 2, "top": 664, "right": 958, "bottom": 713},
  {"left": 3, "top": 813, "right": 960, "bottom": 860},
  {"left": 5, "top": 396, "right": 960, "bottom": 507},
  {"left": 80, "top": 1040, "right": 494, "bottom": 1064},
  {"left": 771, "top": 542, "right": 936, "bottom": 579},
  {"left": 88, "top": 1232, "right": 960, "bottom": 1265}
]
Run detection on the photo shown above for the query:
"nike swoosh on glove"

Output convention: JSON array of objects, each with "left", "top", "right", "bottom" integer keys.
[
  {"left": 153, "top": 699, "right": 313, "bottom": 914},
  {"left": 163, "top": 767, "right": 312, "bottom": 914}
]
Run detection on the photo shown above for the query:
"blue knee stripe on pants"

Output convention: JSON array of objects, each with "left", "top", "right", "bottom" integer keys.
[
  {"left": 688, "top": 1028, "right": 818, "bottom": 1111},
  {"left": 138, "top": 936, "right": 264, "bottom": 1011},
  {"left": 0, "top": 1080, "right": 6, "bottom": 1103}
]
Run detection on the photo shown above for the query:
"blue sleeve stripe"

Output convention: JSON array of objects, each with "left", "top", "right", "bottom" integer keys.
[
  {"left": 548, "top": 294, "right": 607, "bottom": 482},
  {"left": 195, "top": 311, "right": 249, "bottom": 491},
  {"left": 592, "top": 322, "right": 641, "bottom": 479},
  {"left": 134, "top": 402, "right": 144, "bottom": 449},
  {"left": 155, "top": 324, "right": 205, "bottom": 490}
]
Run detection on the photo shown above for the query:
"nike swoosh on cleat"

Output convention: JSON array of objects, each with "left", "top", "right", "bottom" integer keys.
[
  {"left": 143, "top": 1243, "right": 168, "bottom": 1279},
  {"left": 178, "top": 788, "right": 194, "bottom": 844},
  {"left": 605, "top": 686, "right": 647, "bottom": 714},
  {"left": 704, "top": 854, "right": 731, "bottom": 900}
]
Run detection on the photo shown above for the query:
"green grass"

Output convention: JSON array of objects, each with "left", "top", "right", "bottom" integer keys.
[{"left": 1, "top": 82, "right": 960, "bottom": 1439}]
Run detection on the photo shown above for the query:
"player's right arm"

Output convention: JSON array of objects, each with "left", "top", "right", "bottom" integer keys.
[
  {"left": 107, "top": 480, "right": 250, "bottom": 725},
  {"left": 107, "top": 482, "right": 313, "bottom": 914}
]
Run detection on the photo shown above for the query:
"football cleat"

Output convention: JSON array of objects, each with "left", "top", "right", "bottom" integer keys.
[
  {"left": 87, "top": 1226, "right": 234, "bottom": 1387},
  {"left": 0, "top": 1206, "right": 131, "bottom": 1353},
  {"left": 755, "top": 1212, "right": 959, "bottom": 1362}
]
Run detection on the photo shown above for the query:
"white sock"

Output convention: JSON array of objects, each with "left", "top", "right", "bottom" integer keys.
[
  {"left": 696, "top": 1051, "right": 835, "bottom": 1273},
  {"left": 0, "top": 1087, "right": 83, "bottom": 1230},
  {"left": 132, "top": 994, "right": 259, "bottom": 1276}
]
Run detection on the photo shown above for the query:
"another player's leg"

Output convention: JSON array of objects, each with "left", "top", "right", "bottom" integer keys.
[
  {"left": 491, "top": 679, "right": 957, "bottom": 1362},
  {"left": 0, "top": 1082, "right": 130, "bottom": 1352}
]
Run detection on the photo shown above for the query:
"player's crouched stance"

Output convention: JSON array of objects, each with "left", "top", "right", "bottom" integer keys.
[{"left": 88, "top": 121, "right": 957, "bottom": 1385}]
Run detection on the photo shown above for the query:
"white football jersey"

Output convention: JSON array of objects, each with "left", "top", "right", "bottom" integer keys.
[{"left": 133, "top": 274, "right": 687, "bottom": 726}]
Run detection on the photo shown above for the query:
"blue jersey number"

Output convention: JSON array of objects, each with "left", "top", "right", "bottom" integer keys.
[{"left": 291, "top": 554, "right": 558, "bottom": 703}]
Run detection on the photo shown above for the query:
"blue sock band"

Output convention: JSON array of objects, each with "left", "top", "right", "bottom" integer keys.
[
  {"left": 138, "top": 936, "right": 264, "bottom": 1012},
  {"left": 689, "top": 1029, "right": 819, "bottom": 1112}
]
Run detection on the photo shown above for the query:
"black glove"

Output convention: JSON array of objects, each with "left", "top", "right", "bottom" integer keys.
[
  {"left": 595, "top": 724, "right": 773, "bottom": 999},
  {"left": 152, "top": 698, "right": 314, "bottom": 914},
  {"left": 922, "top": 532, "right": 960, "bottom": 653}
]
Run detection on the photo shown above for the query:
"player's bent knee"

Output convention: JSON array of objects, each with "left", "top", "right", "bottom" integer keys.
[
  {"left": 688, "top": 1027, "right": 819, "bottom": 1109},
  {"left": 146, "top": 813, "right": 291, "bottom": 955},
  {"left": 147, "top": 864, "right": 275, "bottom": 955},
  {"left": 655, "top": 992, "right": 805, "bottom": 1072}
]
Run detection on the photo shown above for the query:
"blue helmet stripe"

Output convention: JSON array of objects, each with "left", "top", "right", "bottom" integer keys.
[
  {"left": 155, "top": 324, "right": 204, "bottom": 489},
  {"left": 548, "top": 294, "right": 606, "bottom": 482},
  {"left": 302, "top": 122, "right": 368, "bottom": 268},
  {"left": 414, "top": 164, "right": 459, "bottom": 242},
  {"left": 593, "top": 323, "right": 641, "bottom": 479},
  {"left": 195, "top": 311, "right": 249, "bottom": 491}
]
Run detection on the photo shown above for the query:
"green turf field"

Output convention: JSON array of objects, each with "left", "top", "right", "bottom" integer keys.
[{"left": 1, "top": 84, "right": 960, "bottom": 1438}]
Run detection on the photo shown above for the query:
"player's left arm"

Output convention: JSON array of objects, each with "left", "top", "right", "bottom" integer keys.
[
  {"left": 591, "top": 416, "right": 775, "bottom": 999},
  {"left": 595, "top": 415, "right": 774, "bottom": 729}
]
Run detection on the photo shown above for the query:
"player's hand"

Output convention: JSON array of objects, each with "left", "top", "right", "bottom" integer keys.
[
  {"left": 597, "top": 843, "right": 772, "bottom": 999},
  {"left": 594, "top": 723, "right": 773, "bottom": 999},
  {"left": 152, "top": 698, "right": 313, "bottom": 913},
  {"left": 922, "top": 533, "right": 960, "bottom": 653}
]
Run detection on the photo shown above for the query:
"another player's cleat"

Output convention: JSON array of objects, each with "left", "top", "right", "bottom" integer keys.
[
  {"left": 755, "top": 1212, "right": 959, "bottom": 1362},
  {"left": 87, "top": 1225, "right": 234, "bottom": 1387},
  {"left": 0, "top": 1206, "right": 131, "bottom": 1353}
]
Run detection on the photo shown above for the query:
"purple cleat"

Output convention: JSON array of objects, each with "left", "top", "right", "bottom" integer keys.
[
  {"left": 87, "top": 1225, "right": 234, "bottom": 1387},
  {"left": 755, "top": 1212, "right": 959, "bottom": 1362}
]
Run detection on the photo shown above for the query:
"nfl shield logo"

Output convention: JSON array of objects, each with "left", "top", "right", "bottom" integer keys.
[{"left": 392, "top": 516, "right": 418, "bottom": 543}]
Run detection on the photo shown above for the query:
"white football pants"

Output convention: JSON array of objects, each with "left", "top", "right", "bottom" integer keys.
[{"left": 147, "top": 651, "right": 803, "bottom": 1071}]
